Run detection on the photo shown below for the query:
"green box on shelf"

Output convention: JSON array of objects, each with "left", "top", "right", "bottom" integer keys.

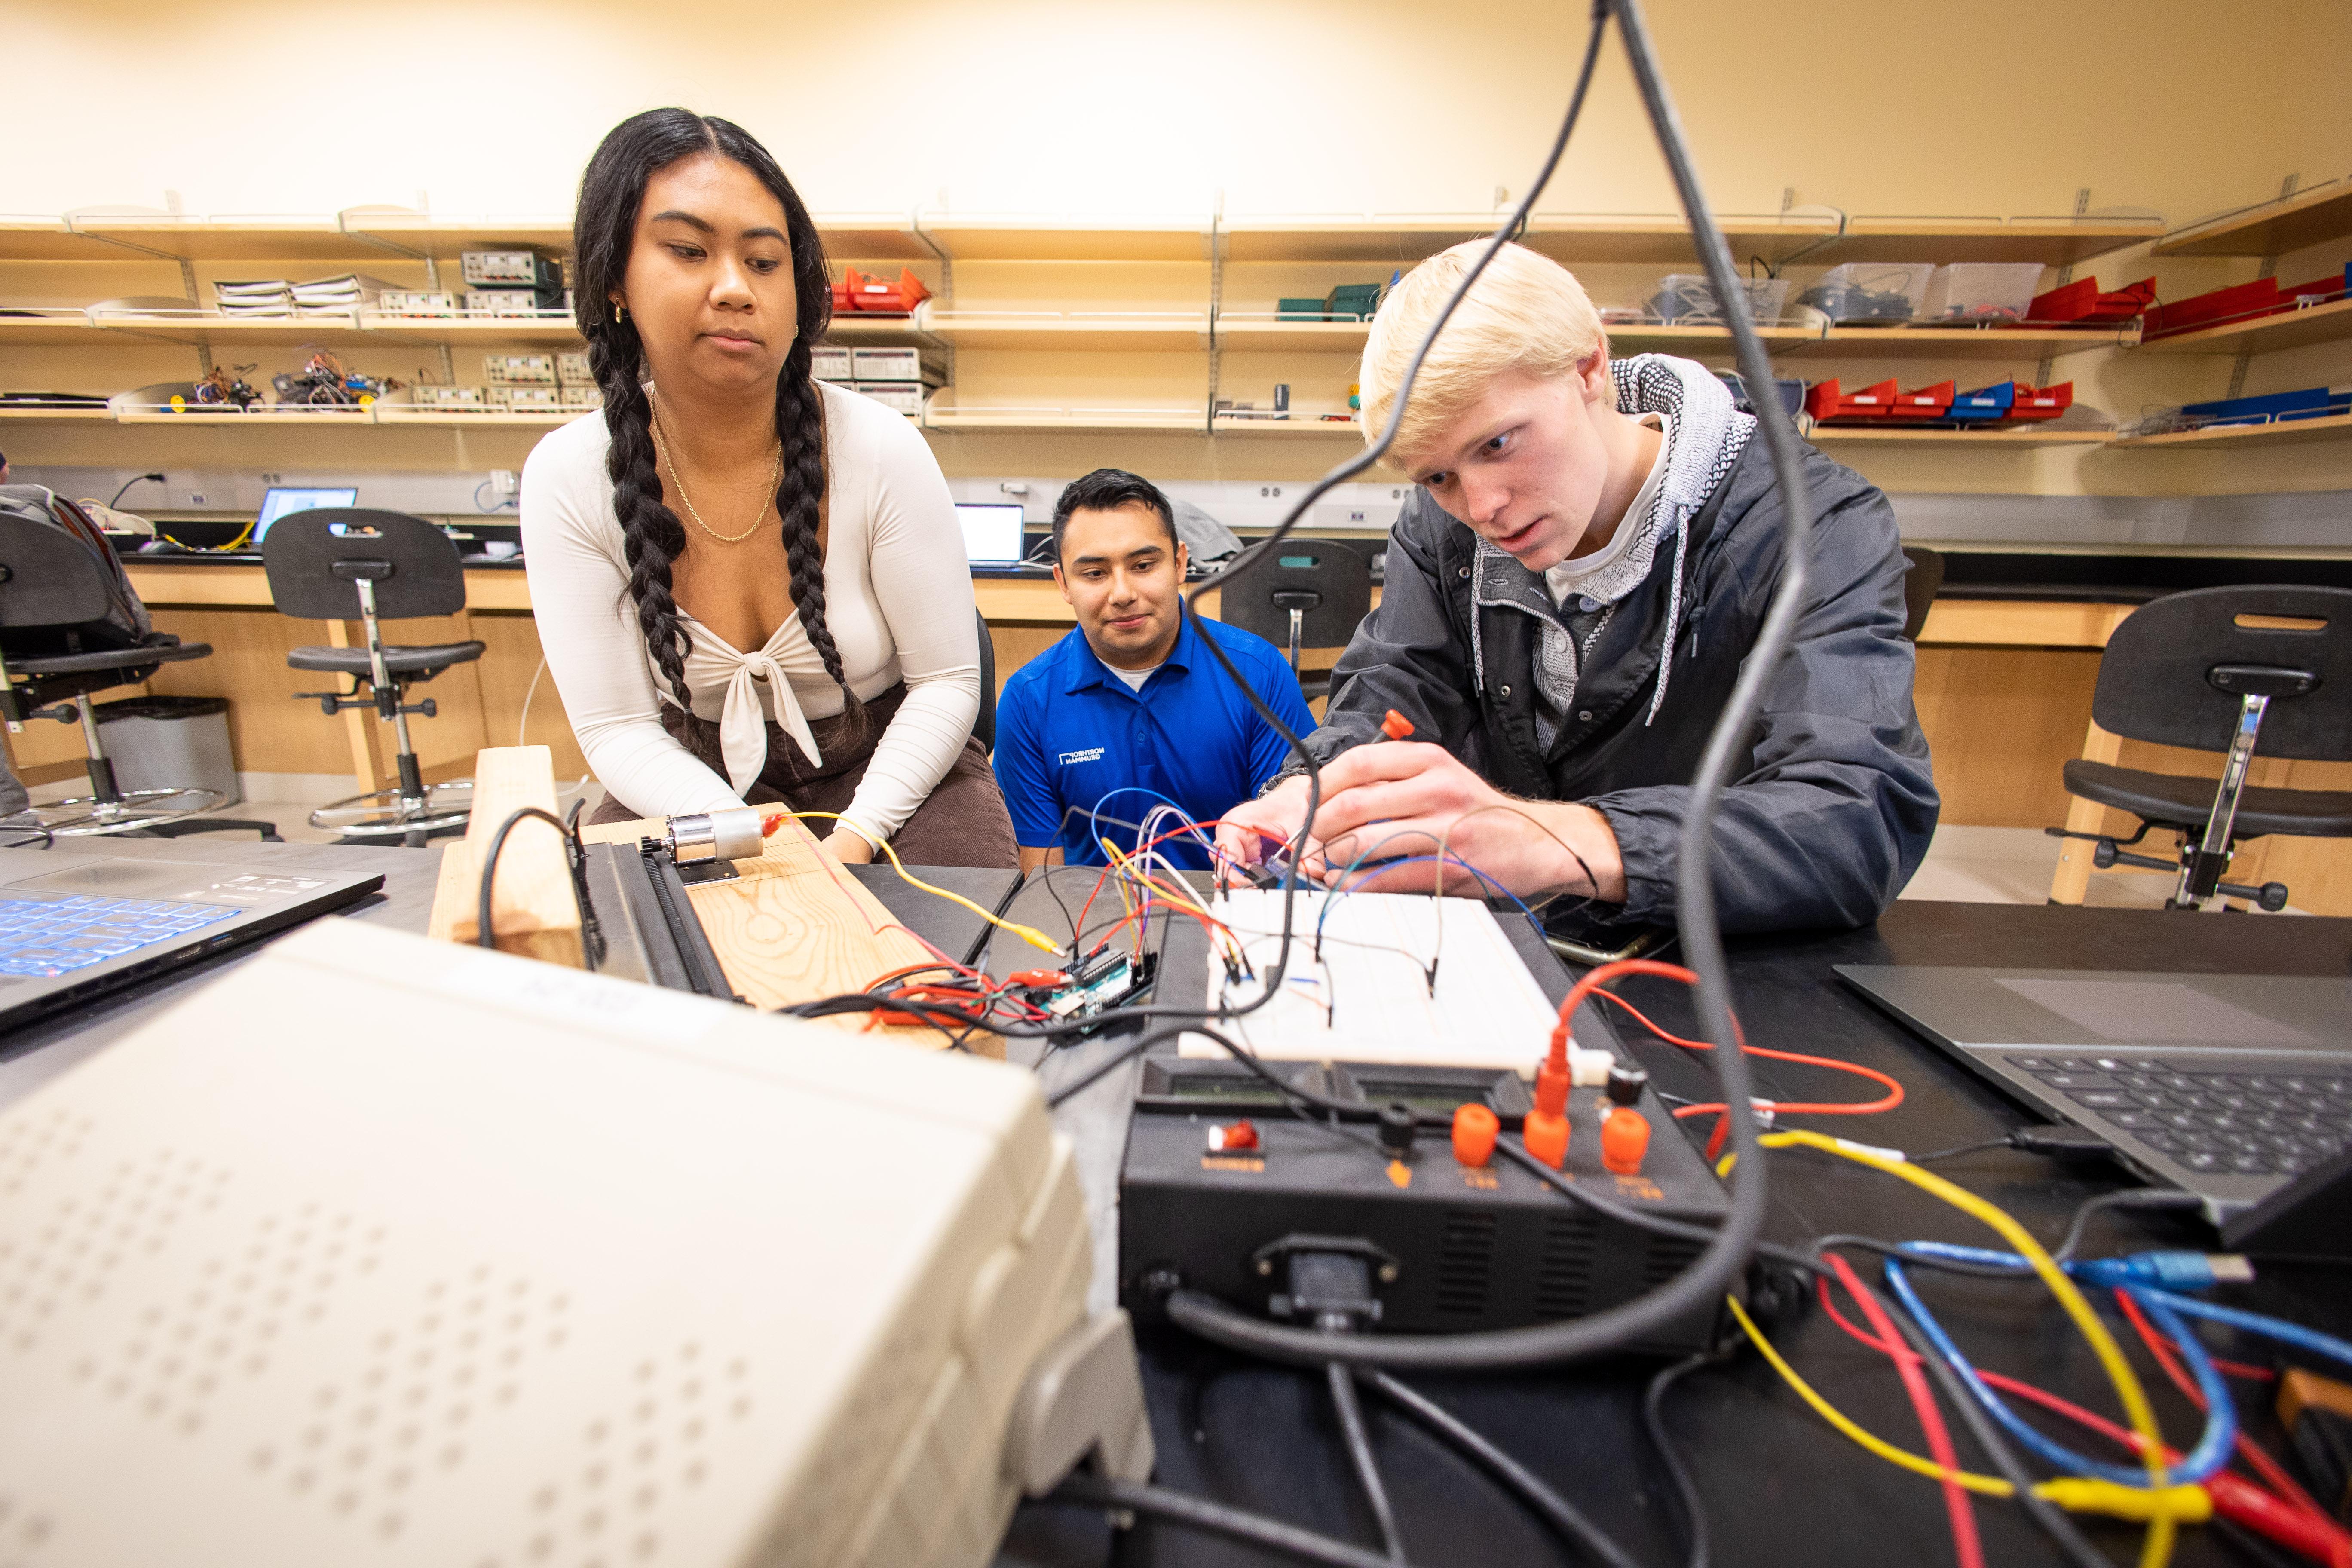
[{"left": 1277, "top": 298, "right": 1329, "bottom": 321}]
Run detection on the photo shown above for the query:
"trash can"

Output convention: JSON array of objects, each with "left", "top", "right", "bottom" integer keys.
[{"left": 93, "top": 696, "right": 240, "bottom": 807}]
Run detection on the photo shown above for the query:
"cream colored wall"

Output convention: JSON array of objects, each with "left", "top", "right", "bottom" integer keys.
[
  {"left": 9, "top": 0, "right": 2347, "bottom": 232},
  {"left": 4, "top": 0, "right": 2350, "bottom": 496}
]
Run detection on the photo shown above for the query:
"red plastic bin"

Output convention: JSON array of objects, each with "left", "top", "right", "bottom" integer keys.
[
  {"left": 1885, "top": 380, "right": 1957, "bottom": 421},
  {"left": 2143, "top": 279, "right": 2282, "bottom": 340},
  {"left": 1804, "top": 378, "right": 1899, "bottom": 423},
  {"left": 2003, "top": 382, "right": 2073, "bottom": 422},
  {"left": 2027, "top": 276, "right": 2156, "bottom": 325},
  {"left": 830, "top": 266, "right": 933, "bottom": 316}
]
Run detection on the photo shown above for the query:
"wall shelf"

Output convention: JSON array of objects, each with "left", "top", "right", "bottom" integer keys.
[
  {"left": 2153, "top": 180, "right": 2352, "bottom": 257},
  {"left": 0, "top": 210, "right": 926, "bottom": 264},
  {"left": 1605, "top": 322, "right": 1822, "bottom": 352},
  {"left": 924, "top": 404, "right": 1206, "bottom": 434},
  {"left": 1816, "top": 217, "right": 2165, "bottom": 266},
  {"left": 923, "top": 312, "right": 1210, "bottom": 350},
  {"left": 1209, "top": 415, "right": 1362, "bottom": 436},
  {"left": 2108, "top": 413, "right": 2352, "bottom": 450},
  {"left": 1212, "top": 317, "right": 1369, "bottom": 351},
  {"left": 1783, "top": 325, "right": 2135, "bottom": 360},
  {"left": 1805, "top": 426, "right": 2112, "bottom": 447},
  {"left": 2133, "top": 295, "right": 2352, "bottom": 356},
  {"left": 0, "top": 406, "right": 112, "bottom": 422}
]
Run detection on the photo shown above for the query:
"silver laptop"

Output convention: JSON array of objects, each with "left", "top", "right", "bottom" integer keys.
[
  {"left": 955, "top": 501, "right": 1029, "bottom": 567},
  {"left": 252, "top": 484, "right": 358, "bottom": 543},
  {"left": 0, "top": 845, "right": 383, "bottom": 1032},
  {"left": 1838, "top": 965, "right": 2352, "bottom": 1217}
]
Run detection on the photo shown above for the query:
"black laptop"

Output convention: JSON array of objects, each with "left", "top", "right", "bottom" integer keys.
[
  {"left": 1839, "top": 964, "right": 2352, "bottom": 1218},
  {"left": 0, "top": 845, "right": 382, "bottom": 1032}
]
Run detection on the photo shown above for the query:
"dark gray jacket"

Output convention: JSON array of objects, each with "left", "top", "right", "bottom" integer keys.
[{"left": 1301, "top": 439, "right": 1939, "bottom": 936}]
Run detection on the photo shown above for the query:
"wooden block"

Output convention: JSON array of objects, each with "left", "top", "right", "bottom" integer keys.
[
  {"left": 577, "top": 812, "right": 987, "bottom": 1054},
  {"left": 427, "top": 745, "right": 584, "bottom": 967}
]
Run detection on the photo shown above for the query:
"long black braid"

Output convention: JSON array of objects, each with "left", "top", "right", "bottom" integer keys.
[
  {"left": 573, "top": 107, "right": 853, "bottom": 722},
  {"left": 773, "top": 334, "right": 862, "bottom": 735}
]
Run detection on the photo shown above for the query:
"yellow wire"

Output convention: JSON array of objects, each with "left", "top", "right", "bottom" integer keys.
[
  {"left": 1721, "top": 1295, "right": 2210, "bottom": 1527},
  {"left": 1740, "top": 1130, "right": 2178, "bottom": 1567},
  {"left": 789, "top": 812, "right": 1064, "bottom": 956}
]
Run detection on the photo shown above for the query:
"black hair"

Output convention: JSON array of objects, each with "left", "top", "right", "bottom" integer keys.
[
  {"left": 1050, "top": 468, "right": 1178, "bottom": 562},
  {"left": 571, "top": 108, "right": 855, "bottom": 722}
]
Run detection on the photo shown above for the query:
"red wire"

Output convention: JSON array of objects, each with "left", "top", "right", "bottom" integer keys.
[
  {"left": 1822, "top": 1258, "right": 1984, "bottom": 1568},
  {"left": 1588, "top": 990, "right": 1907, "bottom": 1160},
  {"left": 2112, "top": 1288, "right": 2329, "bottom": 1522},
  {"left": 1816, "top": 1272, "right": 2350, "bottom": 1562}
]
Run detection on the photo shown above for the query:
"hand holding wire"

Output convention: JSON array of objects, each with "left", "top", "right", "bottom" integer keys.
[{"left": 1297, "top": 743, "right": 1625, "bottom": 902}]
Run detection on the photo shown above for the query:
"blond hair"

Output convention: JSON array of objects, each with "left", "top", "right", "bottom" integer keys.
[{"left": 1358, "top": 240, "right": 1605, "bottom": 468}]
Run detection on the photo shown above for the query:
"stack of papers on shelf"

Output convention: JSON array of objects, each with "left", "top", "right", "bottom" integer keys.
[
  {"left": 290, "top": 275, "right": 398, "bottom": 316},
  {"left": 213, "top": 279, "right": 293, "bottom": 317}
]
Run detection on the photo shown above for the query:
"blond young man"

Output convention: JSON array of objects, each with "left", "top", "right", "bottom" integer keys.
[{"left": 1215, "top": 242, "right": 1937, "bottom": 936}]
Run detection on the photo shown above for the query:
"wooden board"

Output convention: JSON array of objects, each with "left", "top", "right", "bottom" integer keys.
[
  {"left": 426, "top": 747, "right": 583, "bottom": 966},
  {"left": 576, "top": 812, "right": 985, "bottom": 1054}
]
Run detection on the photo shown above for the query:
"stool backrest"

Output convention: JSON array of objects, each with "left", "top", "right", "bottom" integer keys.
[
  {"left": 2092, "top": 585, "right": 2352, "bottom": 761},
  {"left": 1216, "top": 539, "right": 1373, "bottom": 652},
  {"left": 262, "top": 509, "right": 465, "bottom": 622},
  {"left": 973, "top": 608, "right": 997, "bottom": 753},
  {"left": 1899, "top": 545, "right": 1944, "bottom": 643}
]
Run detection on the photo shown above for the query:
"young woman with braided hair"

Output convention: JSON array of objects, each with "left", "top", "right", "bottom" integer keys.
[{"left": 523, "top": 109, "right": 1014, "bottom": 867}]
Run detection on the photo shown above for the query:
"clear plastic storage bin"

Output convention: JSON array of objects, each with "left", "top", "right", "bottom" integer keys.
[
  {"left": 1919, "top": 264, "right": 2045, "bottom": 324},
  {"left": 1649, "top": 275, "right": 1791, "bottom": 325},
  {"left": 1794, "top": 262, "right": 1935, "bottom": 325}
]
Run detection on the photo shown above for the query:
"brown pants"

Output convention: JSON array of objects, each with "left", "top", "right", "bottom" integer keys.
[{"left": 587, "top": 682, "right": 1017, "bottom": 869}]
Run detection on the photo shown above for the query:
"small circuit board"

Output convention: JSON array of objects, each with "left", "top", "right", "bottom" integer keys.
[{"left": 1014, "top": 947, "right": 1158, "bottom": 1030}]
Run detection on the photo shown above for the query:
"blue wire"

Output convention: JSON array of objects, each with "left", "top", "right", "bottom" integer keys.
[
  {"left": 1084, "top": 787, "right": 1212, "bottom": 861},
  {"left": 2129, "top": 1286, "right": 2352, "bottom": 1378},
  {"left": 1880, "top": 1258, "right": 2235, "bottom": 1486}
]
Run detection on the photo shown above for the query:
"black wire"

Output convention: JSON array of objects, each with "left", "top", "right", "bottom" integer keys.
[
  {"left": 1873, "top": 1282, "right": 2114, "bottom": 1568},
  {"left": 1908, "top": 1136, "right": 2012, "bottom": 1164},
  {"left": 1641, "top": 1354, "right": 1712, "bottom": 1568},
  {"left": 961, "top": 866, "right": 1031, "bottom": 969},
  {"left": 2055, "top": 1188, "right": 2202, "bottom": 1263},
  {"left": 1047, "top": 1474, "right": 1429, "bottom": 1568},
  {"left": 1365, "top": 1371, "right": 1643, "bottom": 1568},
  {"left": 1327, "top": 1362, "right": 1406, "bottom": 1563},
  {"left": 109, "top": 472, "right": 164, "bottom": 508},
  {"left": 476, "top": 805, "right": 598, "bottom": 971}
]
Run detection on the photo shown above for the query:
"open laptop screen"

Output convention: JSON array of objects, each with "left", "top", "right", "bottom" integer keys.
[
  {"left": 955, "top": 502, "right": 1027, "bottom": 566},
  {"left": 254, "top": 486, "right": 358, "bottom": 542}
]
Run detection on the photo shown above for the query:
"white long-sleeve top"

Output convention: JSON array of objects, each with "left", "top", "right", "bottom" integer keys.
[{"left": 520, "top": 383, "right": 980, "bottom": 841}]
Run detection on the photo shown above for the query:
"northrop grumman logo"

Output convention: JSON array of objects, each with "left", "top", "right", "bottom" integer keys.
[{"left": 1058, "top": 747, "right": 1106, "bottom": 765}]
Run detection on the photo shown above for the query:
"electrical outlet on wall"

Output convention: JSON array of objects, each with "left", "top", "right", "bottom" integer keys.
[
  {"left": 261, "top": 472, "right": 282, "bottom": 486},
  {"left": 186, "top": 490, "right": 207, "bottom": 507},
  {"left": 491, "top": 470, "right": 518, "bottom": 496}
]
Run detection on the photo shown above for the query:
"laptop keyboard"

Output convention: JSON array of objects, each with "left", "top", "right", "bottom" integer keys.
[
  {"left": 0, "top": 894, "right": 238, "bottom": 977},
  {"left": 2007, "top": 1054, "right": 2352, "bottom": 1179}
]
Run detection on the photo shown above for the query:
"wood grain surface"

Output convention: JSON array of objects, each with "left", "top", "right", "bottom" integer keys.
[{"left": 579, "top": 811, "right": 991, "bottom": 1054}]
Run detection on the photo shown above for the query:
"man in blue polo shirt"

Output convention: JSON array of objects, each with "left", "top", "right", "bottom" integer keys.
[{"left": 992, "top": 469, "right": 1317, "bottom": 871}]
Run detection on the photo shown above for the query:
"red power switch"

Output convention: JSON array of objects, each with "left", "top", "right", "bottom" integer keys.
[{"left": 1209, "top": 1120, "right": 1259, "bottom": 1153}]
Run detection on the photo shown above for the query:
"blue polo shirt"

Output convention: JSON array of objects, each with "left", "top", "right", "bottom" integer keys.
[{"left": 992, "top": 614, "right": 1318, "bottom": 868}]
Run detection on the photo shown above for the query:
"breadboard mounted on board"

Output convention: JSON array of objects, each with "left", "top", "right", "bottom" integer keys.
[{"left": 1184, "top": 889, "right": 1558, "bottom": 1072}]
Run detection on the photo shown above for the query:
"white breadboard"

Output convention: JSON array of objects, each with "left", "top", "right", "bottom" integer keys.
[{"left": 1181, "top": 888, "right": 1556, "bottom": 1072}]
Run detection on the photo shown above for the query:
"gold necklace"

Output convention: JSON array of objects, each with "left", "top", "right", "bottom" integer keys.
[{"left": 648, "top": 390, "right": 783, "bottom": 545}]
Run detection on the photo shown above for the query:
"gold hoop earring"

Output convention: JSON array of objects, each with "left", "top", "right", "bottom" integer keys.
[{"left": 614, "top": 302, "right": 628, "bottom": 324}]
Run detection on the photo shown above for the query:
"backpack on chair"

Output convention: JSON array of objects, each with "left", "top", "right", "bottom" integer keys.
[{"left": 0, "top": 484, "right": 157, "bottom": 661}]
